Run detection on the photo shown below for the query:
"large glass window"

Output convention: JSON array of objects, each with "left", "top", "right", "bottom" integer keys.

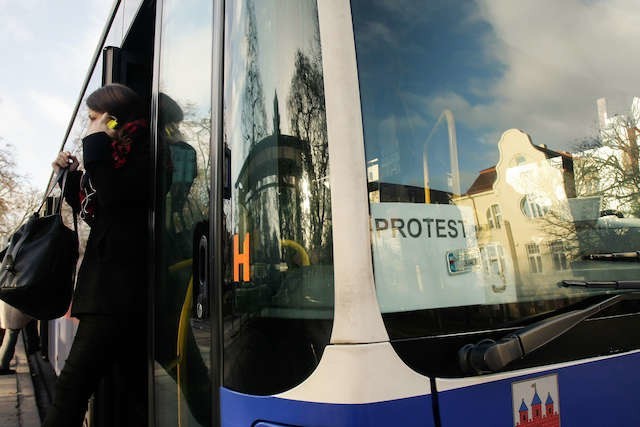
[
  {"left": 153, "top": 0, "right": 212, "bottom": 425},
  {"left": 223, "top": 0, "right": 333, "bottom": 395},
  {"left": 50, "top": 48, "right": 104, "bottom": 377},
  {"left": 50, "top": 0, "right": 143, "bottom": 377},
  {"left": 105, "top": 0, "right": 145, "bottom": 47},
  {"left": 352, "top": 0, "right": 640, "bottom": 341}
]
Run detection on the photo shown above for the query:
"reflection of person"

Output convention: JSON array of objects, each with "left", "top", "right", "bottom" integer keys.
[
  {"left": 43, "top": 84, "right": 150, "bottom": 427},
  {"left": 0, "top": 300, "right": 32, "bottom": 374},
  {"left": 156, "top": 93, "right": 211, "bottom": 426},
  {"left": 159, "top": 92, "right": 198, "bottom": 231}
]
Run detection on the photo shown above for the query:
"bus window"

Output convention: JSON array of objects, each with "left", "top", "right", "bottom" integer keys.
[
  {"left": 153, "top": 0, "right": 213, "bottom": 425},
  {"left": 104, "top": 0, "right": 144, "bottom": 48},
  {"left": 352, "top": 0, "right": 640, "bottom": 372},
  {"left": 222, "top": 0, "right": 334, "bottom": 395},
  {"left": 48, "top": 48, "right": 104, "bottom": 379}
]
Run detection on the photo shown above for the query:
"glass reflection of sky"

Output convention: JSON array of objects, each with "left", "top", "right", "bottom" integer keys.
[
  {"left": 351, "top": 0, "right": 640, "bottom": 193},
  {"left": 63, "top": 59, "right": 104, "bottom": 155},
  {"left": 225, "top": 0, "right": 320, "bottom": 181},
  {"left": 159, "top": 0, "right": 213, "bottom": 111},
  {"left": 105, "top": 0, "right": 143, "bottom": 48},
  {"left": 123, "top": 0, "right": 144, "bottom": 31},
  {"left": 254, "top": 0, "right": 318, "bottom": 130}
]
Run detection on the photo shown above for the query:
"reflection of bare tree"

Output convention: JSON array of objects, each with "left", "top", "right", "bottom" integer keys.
[
  {"left": 539, "top": 205, "right": 637, "bottom": 259},
  {"left": 241, "top": 0, "right": 267, "bottom": 147},
  {"left": 287, "top": 49, "right": 332, "bottom": 256},
  {"left": 179, "top": 102, "right": 211, "bottom": 223},
  {"left": 536, "top": 108, "right": 640, "bottom": 259},
  {"left": 536, "top": 205, "right": 581, "bottom": 259},
  {"left": 64, "top": 104, "right": 91, "bottom": 159},
  {"left": 575, "top": 110, "right": 640, "bottom": 217}
]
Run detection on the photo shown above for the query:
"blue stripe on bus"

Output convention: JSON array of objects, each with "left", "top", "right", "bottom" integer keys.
[
  {"left": 220, "top": 388, "right": 435, "bottom": 427},
  {"left": 437, "top": 352, "right": 640, "bottom": 426}
]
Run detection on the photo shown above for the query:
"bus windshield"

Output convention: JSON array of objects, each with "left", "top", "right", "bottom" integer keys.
[{"left": 352, "top": 0, "right": 640, "bottom": 338}]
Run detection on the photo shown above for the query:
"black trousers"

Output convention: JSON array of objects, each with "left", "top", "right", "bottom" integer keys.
[{"left": 42, "top": 314, "right": 147, "bottom": 427}]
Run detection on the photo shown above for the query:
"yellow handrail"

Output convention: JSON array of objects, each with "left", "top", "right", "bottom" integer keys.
[
  {"left": 167, "top": 257, "right": 194, "bottom": 427},
  {"left": 176, "top": 276, "right": 193, "bottom": 427},
  {"left": 281, "top": 239, "right": 310, "bottom": 266}
]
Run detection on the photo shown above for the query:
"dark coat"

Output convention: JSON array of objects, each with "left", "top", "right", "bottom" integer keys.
[{"left": 64, "top": 131, "right": 150, "bottom": 316}]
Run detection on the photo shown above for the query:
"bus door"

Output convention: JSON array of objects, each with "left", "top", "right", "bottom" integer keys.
[{"left": 151, "top": 0, "right": 214, "bottom": 425}]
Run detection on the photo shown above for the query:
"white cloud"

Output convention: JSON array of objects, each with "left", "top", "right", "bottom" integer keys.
[
  {"left": 0, "top": 1, "right": 112, "bottom": 188},
  {"left": 0, "top": 94, "right": 31, "bottom": 139},
  {"left": 422, "top": 0, "right": 640, "bottom": 150},
  {"left": 356, "top": 20, "right": 399, "bottom": 50},
  {"left": 0, "top": 93, "right": 53, "bottom": 187},
  {"left": 159, "top": 27, "right": 213, "bottom": 110},
  {"left": 2, "top": 16, "right": 34, "bottom": 42},
  {"left": 28, "top": 91, "right": 73, "bottom": 127}
]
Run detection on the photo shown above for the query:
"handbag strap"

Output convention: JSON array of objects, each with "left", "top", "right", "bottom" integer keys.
[
  {"left": 37, "top": 169, "right": 68, "bottom": 215},
  {"left": 36, "top": 168, "right": 78, "bottom": 235}
]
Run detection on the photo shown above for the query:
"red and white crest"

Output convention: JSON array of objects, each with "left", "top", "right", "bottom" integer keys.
[{"left": 512, "top": 374, "right": 560, "bottom": 427}]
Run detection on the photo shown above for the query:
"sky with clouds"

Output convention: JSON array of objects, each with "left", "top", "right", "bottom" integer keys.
[
  {"left": 0, "top": 0, "right": 112, "bottom": 189},
  {"left": 352, "top": 0, "right": 640, "bottom": 192},
  {"left": 3, "top": 0, "right": 639, "bottom": 196}
]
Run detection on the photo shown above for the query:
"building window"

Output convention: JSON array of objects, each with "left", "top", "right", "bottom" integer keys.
[
  {"left": 486, "top": 204, "right": 502, "bottom": 229},
  {"left": 521, "top": 195, "right": 548, "bottom": 218},
  {"left": 526, "top": 243, "right": 543, "bottom": 274},
  {"left": 549, "top": 240, "right": 568, "bottom": 271},
  {"left": 480, "top": 243, "right": 506, "bottom": 276}
]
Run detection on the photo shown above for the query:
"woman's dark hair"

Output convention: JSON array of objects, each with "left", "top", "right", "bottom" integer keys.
[
  {"left": 86, "top": 83, "right": 145, "bottom": 125},
  {"left": 158, "top": 92, "right": 184, "bottom": 126}
]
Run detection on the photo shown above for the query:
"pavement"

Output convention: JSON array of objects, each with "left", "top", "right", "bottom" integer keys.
[{"left": 0, "top": 333, "right": 40, "bottom": 427}]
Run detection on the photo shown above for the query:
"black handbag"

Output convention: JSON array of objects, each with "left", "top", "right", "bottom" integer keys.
[{"left": 0, "top": 169, "right": 79, "bottom": 319}]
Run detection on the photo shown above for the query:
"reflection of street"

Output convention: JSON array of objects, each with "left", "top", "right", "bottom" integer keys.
[
  {"left": 367, "top": 122, "right": 640, "bottom": 307},
  {"left": 155, "top": 88, "right": 212, "bottom": 425},
  {"left": 221, "top": 0, "right": 334, "bottom": 395},
  {"left": 455, "top": 125, "right": 640, "bottom": 301},
  {"left": 153, "top": 319, "right": 211, "bottom": 426},
  {"left": 455, "top": 129, "right": 580, "bottom": 299},
  {"left": 191, "top": 319, "right": 211, "bottom": 361}
]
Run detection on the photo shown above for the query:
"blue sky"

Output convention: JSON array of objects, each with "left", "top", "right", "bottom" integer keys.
[{"left": 0, "top": 0, "right": 112, "bottom": 189}]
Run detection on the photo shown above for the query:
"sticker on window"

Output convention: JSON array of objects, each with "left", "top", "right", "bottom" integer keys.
[
  {"left": 446, "top": 248, "right": 480, "bottom": 275},
  {"left": 371, "top": 203, "right": 497, "bottom": 311}
]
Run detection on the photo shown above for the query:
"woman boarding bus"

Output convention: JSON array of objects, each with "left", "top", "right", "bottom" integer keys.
[{"left": 45, "top": 0, "right": 640, "bottom": 425}]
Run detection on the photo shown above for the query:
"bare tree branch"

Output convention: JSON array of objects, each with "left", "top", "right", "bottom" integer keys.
[{"left": 0, "top": 139, "right": 43, "bottom": 244}]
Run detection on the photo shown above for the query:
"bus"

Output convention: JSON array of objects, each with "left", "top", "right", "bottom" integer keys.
[{"left": 44, "top": 0, "right": 640, "bottom": 425}]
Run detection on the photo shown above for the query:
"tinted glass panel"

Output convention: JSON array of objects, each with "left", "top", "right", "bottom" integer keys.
[
  {"left": 105, "top": 0, "right": 144, "bottom": 46},
  {"left": 223, "top": 0, "right": 333, "bottom": 395},
  {"left": 353, "top": 1, "right": 640, "bottom": 338},
  {"left": 49, "top": 51, "right": 105, "bottom": 376},
  {"left": 153, "top": 0, "right": 212, "bottom": 425}
]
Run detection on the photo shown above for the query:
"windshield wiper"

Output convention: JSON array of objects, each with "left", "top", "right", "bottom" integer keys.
[
  {"left": 561, "top": 280, "right": 640, "bottom": 290},
  {"left": 581, "top": 251, "right": 640, "bottom": 261},
  {"left": 458, "top": 292, "right": 640, "bottom": 375}
]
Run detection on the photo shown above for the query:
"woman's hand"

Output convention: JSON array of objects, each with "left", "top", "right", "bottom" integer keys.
[
  {"left": 52, "top": 151, "right": 79, "bottom": 173},
  {"left": 87, "top": 111, "right": 117, "bottom": 138}
]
